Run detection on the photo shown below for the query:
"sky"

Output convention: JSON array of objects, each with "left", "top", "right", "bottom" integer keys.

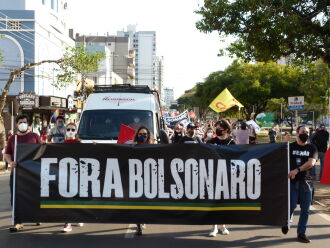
[{"left": 67, "top": 0, "right": 233, "bottom": 99}]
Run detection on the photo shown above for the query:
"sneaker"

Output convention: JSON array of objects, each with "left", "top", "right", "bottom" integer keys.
[
  {"left": 220, "top": 227, "right": 230, "bottom": 235},
  {"left": 77, "top": 223, "right": 84, "bottom": 227},
  {"left": 36, "top": 223, "right": 41, "bottom": 226},
  {"left": 61, "top": 223, "right": 72, "bottom": 233},
  {"left": 208, "top": 229, "right": 218, "bottom": 237},
  {"left": 281, "top": 225, "right": 289, "bottom": 235},
  {"left": 9, "top": 224, "right": 23, "bottom": 232},
  {"left": 297, "top": 234, "right": 311, "bottom": 243}
]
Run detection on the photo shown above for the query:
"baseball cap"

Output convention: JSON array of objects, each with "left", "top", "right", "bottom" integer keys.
[{"left": 187, "top": 123, "right": 196, "bottom": 129}]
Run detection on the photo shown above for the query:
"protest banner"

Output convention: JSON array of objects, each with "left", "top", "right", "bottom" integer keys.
[
  {"left": 14, "top": 143, "right": 288, "bottom": 226},
  {"left": 163, "top": 110, "right": 189, "bottom": 128}
]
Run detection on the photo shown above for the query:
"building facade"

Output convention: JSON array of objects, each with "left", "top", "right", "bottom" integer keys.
[
  {"left": 117, "top": 25, "right": 157, "bottom": 89},
  {"left": 0, "top": 0, "right": 78, "bottom": 132},
  {"left": 164, "top": 87, "right": 174, "bottom": 108},
  {"left": 75, "top": 34, "right": 135, "bottom": 85}
]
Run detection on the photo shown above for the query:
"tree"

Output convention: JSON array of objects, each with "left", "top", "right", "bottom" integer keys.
[
  {"left": 195, "top": 61, "right": 306, "bottom": 119},
  {"left": 196, "top": 0, "right": 330, "bottom": 66},
  {"left": 0, "top": 45, "right": 105, "bottom": 149}
]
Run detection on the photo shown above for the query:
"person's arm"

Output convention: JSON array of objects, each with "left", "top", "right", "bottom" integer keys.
[
  {"left": 288, "top": 157, "right": 317, "bottom": 179},
  {"left": 288, "top": 146, "right": 318, "bottom": 179},
  {"left": 4, "top": 153, "right": 16, "bottom": 168}
]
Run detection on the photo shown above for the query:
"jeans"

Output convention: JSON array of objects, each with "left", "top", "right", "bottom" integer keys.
[
  {"left": 319, "top": 152, "right": 325, "bottom": 179},
  {"left": 290, "top": 180, "right": 313, "bottom": 235}
]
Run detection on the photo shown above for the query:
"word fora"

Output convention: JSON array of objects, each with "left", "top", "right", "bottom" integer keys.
[{"left": 40, "top": 158, "right": 261, "bottom": 200}]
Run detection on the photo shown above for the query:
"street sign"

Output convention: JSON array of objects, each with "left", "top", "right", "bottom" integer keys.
[
  {"left": 288, "top": 105, "right": 304, "bottom": 110},
  {"left": 288, "top": 96, "right": 304, "bottom": 110}
]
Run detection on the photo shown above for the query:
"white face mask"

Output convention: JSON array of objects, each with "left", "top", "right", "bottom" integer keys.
[
  {"left": 207, "top": 132, "right": 213, "bottom": 138},
  {"left": 18, "top": 123, "right": 28, "bottom": 133},
  {"left": 66, "top": 131, "right": 75, "bottom": 138}
]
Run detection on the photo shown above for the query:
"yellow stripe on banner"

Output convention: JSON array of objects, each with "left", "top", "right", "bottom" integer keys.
[{"left": 40, "top": 205, "right": 261, "bottom": 211}]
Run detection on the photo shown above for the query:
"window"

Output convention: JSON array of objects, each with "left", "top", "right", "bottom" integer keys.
[
  {"left": 51, "top": 0, "right": 58, "bottom": 12},
  {"left": 78, "top": 110, "right": 154, "bottom": 140},
  {"left": 10, "top": 21, "right": 21, "bottom": 30}
]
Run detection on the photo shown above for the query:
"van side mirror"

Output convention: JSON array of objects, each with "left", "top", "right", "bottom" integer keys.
[{"left": 159, "top": 129, "right": 169, "bottom": 144}]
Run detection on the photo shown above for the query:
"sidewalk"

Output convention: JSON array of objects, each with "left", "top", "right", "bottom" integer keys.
[{"left": 314, "top": 181, "right": 330, "bottom": 213}]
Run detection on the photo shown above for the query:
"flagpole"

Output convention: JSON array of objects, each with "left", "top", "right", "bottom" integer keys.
[{"left": 11, "top": 135, "right": 17, "bottom": 225}]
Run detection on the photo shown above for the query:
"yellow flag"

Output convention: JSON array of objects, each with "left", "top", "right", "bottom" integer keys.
[{"left": 209, "top": 88, "right": 244, "bottom": 113}]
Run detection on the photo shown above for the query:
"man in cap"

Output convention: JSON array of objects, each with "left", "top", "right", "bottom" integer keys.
[{"left": 178, "top": 123, "right": 202, "bottom": 144}]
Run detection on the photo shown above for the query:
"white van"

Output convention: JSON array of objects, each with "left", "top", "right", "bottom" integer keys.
[{"left": 77, "top": 85, "right": 167, "bottom": 143}]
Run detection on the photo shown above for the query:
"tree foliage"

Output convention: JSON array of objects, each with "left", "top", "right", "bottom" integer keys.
[
  {"left": 196, "top": 0, "right": 330, "bottom": 65},
  {"left": 0, "top": 45, "right": 104, "bottom": 149},
  {"left": 179, "top": 60, "right": 330, "bottom": 120}
]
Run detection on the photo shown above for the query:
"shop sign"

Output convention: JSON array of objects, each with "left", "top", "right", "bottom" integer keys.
[{"left": 17, "top": 92, "right": 39, "bottom": 110}]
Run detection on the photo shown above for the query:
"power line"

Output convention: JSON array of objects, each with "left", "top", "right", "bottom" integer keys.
[{"left": 0, "top": 11, "right": 70, "bottom": 50}]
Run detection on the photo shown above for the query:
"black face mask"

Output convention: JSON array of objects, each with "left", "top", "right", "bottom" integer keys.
[
  {"left": 299, "top": 133, "right": 309, "bottom": 143},
  {"left": 187, "top": 130, "right": 195, "bottom": 137},
  {"left": 137, "top": 135, "right": 148, "bottom": 143},
  {"left": 216, "top": 129, "right": 223, "bottom": 136}
]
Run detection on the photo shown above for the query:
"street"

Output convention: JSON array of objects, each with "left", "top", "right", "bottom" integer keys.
[{"left": 1, "top": 172, "right": 329, "bottom": 248}]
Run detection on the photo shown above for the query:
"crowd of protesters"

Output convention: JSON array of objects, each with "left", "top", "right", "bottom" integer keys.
[{"left": 2, "top": 113, "right": 329, "bottom": 243}]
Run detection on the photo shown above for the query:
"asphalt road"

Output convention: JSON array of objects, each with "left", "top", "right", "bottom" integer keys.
[{"left": 0, "top": 172, "right": 329, "bottom": 248}]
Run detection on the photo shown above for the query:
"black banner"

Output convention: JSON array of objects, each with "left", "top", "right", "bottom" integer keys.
[{"left": 15, "top": 143, "right": 288, "bottom": 226}]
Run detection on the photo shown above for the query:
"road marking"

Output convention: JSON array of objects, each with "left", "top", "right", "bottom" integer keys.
[
  {"left": 124, "top": 224, "right": 136, "bottom": 238},
  {"left": 311, "top": 206, "right": 330, "bottom": 222}
]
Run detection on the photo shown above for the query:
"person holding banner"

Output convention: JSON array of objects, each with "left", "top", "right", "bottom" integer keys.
[
  {"left": 4, "top": 114, "right": 41, "bottom": 232},
  {"left": 282, "top": 125, "right": 318, "bottom": 243},
  {"left": 206, "top": 119, "right": 234, "bottom": 237},
  {"left": 133, "top": 126, "right": 154, "bottom": 235},
  {"left": 61, "top": 122, "right": 84, "bottom": 232},
  {"left": 206, "top": 120, "right": 235, "bottom": 146}
]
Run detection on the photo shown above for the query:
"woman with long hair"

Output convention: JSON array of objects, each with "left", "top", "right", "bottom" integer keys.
[{"left": 133, "top": 126, "right": 154, "bottom": 235}]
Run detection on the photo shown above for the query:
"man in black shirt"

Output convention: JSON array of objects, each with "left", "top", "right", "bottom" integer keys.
[
  {"left": 178, "top": 123, "right": 202, "bottom": 144},
  {"left": 282, "top": 125, "right": 318, "bottom": 243},
  {"left": 311, "top": 124, "right": 329, "bottom": 179},
  {"left": 207, "top": 119, "right": 235, "bottom": 146}
]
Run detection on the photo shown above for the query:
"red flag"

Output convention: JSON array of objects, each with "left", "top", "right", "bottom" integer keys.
[
  {"left": 320, "top": 148, "right": 330, "bottom": 184},
  {"left": 117, "top": 124, "right": 136, "bottom": 144}
]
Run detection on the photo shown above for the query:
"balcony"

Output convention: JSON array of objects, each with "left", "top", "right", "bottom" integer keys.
[{"left": 127, "top": 67, "right": 135, "bottom": 79}]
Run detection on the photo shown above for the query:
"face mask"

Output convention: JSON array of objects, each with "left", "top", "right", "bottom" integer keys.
[
  {"left": 137, "top": 135, "right": 148, "bottom": 143},
  {"left": 299, "top": 133, "right": 309, "bottom": 143},
  {"left": 66, "top": 131, "right": 75, "bottom": 138},
  {"left": 57, "top": 121, "right": 63, "bottom": 127},
  {"left": 18, "top": 123, "right": 28, "bottom": 133},
  {"left": 207, "top": 132, "right": 213, "bottom": 138},
  {"left": 187, "top": 130, "right": 195, "bottom": 137},
  {"left": 216, "top": 129, "right": 223, "bottom": 136}
]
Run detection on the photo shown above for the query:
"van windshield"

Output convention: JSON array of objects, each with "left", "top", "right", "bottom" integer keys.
[{"left": 78, "top": 110, "right": 154, "bottom": 140}]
